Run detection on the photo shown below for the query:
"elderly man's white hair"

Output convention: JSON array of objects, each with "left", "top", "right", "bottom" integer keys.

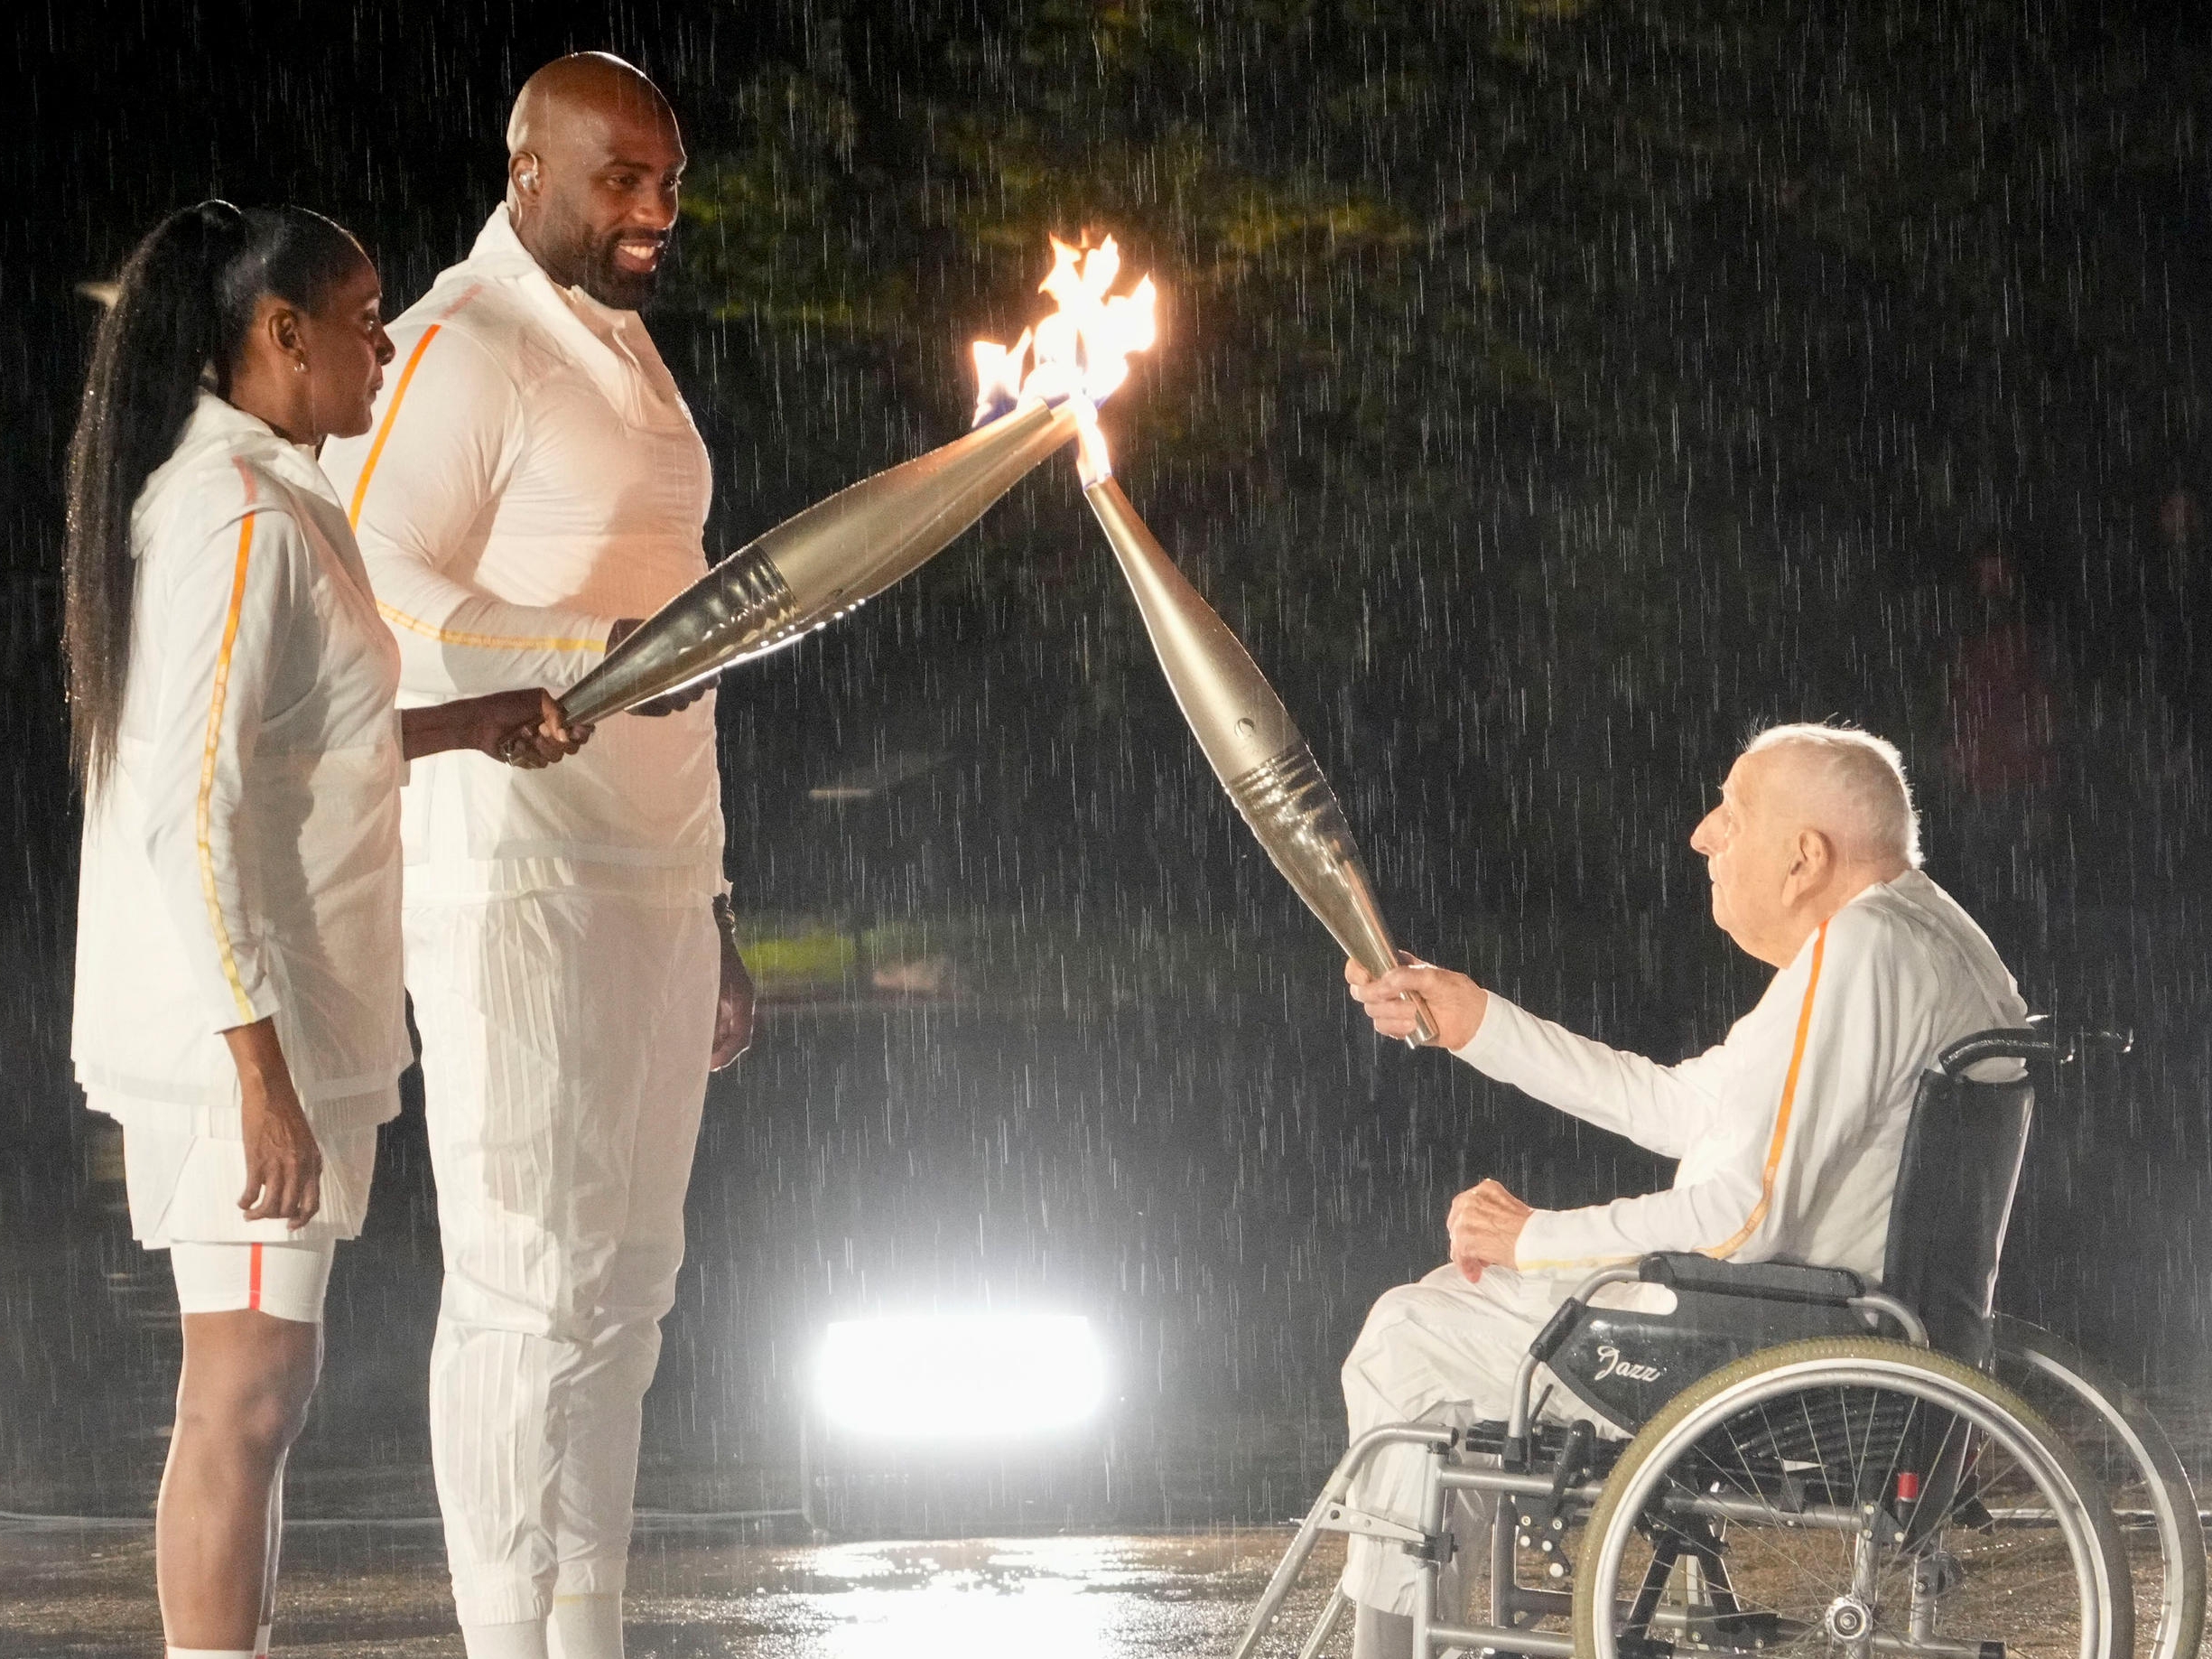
[{"left": 1743, "top": 722, "right": 1922, "bottom": 870}]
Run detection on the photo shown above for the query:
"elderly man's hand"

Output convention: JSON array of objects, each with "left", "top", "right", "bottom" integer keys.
[
  {"left": 1346, "top": 955, "right": 1488, "bottom": 1049},
  {"left": 1445, "top": 1179, "right": 1534, "bottom": 1283}
]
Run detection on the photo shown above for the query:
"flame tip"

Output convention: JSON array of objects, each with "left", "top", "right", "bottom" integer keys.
[{"left": 978, "top": 231, "right": 1158, "bottom": 416}]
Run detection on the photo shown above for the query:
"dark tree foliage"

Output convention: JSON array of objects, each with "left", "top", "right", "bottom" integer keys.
[{"left": 673, "top": 0, "right": 2210, "bottom": 954}]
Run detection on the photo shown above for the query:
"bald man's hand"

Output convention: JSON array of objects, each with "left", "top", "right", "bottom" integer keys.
[{"left": 1346, "top": 955, "right": 1486, "bottom": 1049}]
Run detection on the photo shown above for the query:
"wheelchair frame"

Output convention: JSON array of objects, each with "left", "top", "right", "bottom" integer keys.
[
  {"left": 1231, "top": 1267, "right": 1933, "bottom": 1659},
  {"left": 1229, "top": 1025, "right": 2189, "bottom": 1659}
]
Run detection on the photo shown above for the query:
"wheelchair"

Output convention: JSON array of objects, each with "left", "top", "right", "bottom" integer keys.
[{"left": 1232, "top": 1028, "right": 2205, "bottom": 1658}]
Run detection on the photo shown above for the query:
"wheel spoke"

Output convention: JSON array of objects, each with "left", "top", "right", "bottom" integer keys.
[{"left": 1573, "top": 1340, "right": 2130, "bottom": 1659}]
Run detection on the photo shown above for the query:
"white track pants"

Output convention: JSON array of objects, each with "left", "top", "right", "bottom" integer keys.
[
  {"left": 407, "top": 890, "right": 718, "bottom": 1628},
  {"left": 1338, "top": 1264, "right": 1576, "bottom": 1618}
]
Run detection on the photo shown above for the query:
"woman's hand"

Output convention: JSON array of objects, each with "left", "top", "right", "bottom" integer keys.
[
  {"left": 477, "top": 688, "right": 591, "bottom": 769},
  {"left": 223, "top": 1019, "right": 322, "bottom": 1229},
  {"left": 404, "top": 690, "right": 593, "bottom": 766}
]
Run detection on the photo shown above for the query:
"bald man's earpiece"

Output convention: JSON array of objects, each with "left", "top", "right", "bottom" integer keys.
[{"left": 522, "top": 171, "right": 538, "bottom": 189}]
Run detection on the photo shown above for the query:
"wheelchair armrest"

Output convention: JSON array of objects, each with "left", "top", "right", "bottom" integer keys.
[{"left": 1639, "top": 1253, "right": 1865, "bottom": 1306}]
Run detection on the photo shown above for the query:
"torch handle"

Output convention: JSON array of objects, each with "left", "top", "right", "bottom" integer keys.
[
  {"left": 1082, "top": 474, "right": 1437, "bottom": 1049},
  {"left": 559, "top": 401, "right": 1081, "bottom": 725}
]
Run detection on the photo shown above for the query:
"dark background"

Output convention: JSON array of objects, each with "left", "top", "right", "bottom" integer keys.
[{"left": 5, "top": 0, "right": 2212, "bottom": 1530}]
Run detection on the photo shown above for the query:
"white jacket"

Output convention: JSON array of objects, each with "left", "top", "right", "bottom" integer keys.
[
  {"left": 319, "top": 205, "right": 722, "bottom": 894},
  {"left": 73, "top": 394, "right": 411, "bottom": 1132},
  {"left": 1461, "top": 871, "right": 2026, "bottom": 1282}
]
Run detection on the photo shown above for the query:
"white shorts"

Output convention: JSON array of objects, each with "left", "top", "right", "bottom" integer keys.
[
  {"left": 92, "top": 1095, "right": 383, "bottom": 1246},
  {"left": 171, "top": 1239, "right": 337, "bottom": 1324}
]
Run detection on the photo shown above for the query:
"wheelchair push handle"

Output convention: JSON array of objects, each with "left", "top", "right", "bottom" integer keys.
[{"left": 1935, "top": 1022, "right": 2133, "bottom": 1077}]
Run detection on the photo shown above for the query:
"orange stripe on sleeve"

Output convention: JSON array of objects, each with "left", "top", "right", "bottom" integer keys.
[
  {"left": 348, "top": 322, "right": 443, "bottom": 530},
  {"left": 1702, "top": 918, "right": 1828, "bottom": 1260},
  {"left": 346, "top": 296, "right": 607, "bottom": 658},
  {"left": 197, "top": 493, "right": 261, "bottom": 1025},
  {"left": 374, "top": 600, "right": 607, "bottom": 656}
]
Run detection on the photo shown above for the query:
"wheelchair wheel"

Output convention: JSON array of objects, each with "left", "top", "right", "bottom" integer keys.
[
  {"left": 1992, "top": 1315, "right": 2207, "bottom": 1659},
  {"left": 1572, "top": 1337, "right": 2134, "bottom": 1659}
]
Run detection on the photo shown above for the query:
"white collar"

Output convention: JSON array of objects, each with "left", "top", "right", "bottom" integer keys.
[
  {"left": 469, "top": 202, "right": 641, "bottom": 326},
  {"left": 132, "top": 392, "right": 338, "bottom": 547}
]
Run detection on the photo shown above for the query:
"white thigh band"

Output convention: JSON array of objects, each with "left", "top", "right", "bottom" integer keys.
[{"left": 169, "top": 1239, "right": 336, "bottom": 1324}]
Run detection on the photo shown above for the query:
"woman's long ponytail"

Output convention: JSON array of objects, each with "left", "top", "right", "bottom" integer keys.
[
  {"left": 62, "top": 200, "right": 362, "bottom": 794},
  {"left": 64, "top": 201, "right": 248, "bottom": 793}
]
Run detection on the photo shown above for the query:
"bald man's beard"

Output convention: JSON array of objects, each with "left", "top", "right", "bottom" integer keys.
[
  {"left": 579, "top": 225, "right": 665, "bottom": 310},
  {"left": 537, "top": 215, "right": 667, "bottom": 311}
]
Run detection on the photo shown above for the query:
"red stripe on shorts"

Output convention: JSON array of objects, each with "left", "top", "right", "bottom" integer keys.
[{"left": 248, "top": 1242, "right": 263, "bottom": 1311}]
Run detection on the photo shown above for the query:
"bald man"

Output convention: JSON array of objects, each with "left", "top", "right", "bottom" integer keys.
[
  {"left": 320, "top": 54, "right": 752, "bottom": 1659},
  {"left": 1334, "top": 723, "right": 2024, "bottom": 1657}
]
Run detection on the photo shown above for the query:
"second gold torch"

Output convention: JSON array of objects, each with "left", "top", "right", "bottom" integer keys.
[{"left": 1075, "top": 423, "right": 1436, "bottom": 1048}]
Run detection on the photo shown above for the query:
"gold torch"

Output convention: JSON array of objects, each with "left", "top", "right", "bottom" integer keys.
[
  {"left": 1073, "top": 416, "right": 1437, "bottom": 1047},
  {"left": 560, "top": 240, "right": 1157, "bottom": 725}
]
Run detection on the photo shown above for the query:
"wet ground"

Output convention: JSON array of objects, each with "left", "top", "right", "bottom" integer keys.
[{"left": 0, "top": 1528, "right": 1341, "bottom": 1658}]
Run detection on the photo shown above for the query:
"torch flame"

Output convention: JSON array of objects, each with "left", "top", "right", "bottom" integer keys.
[{"left": 972, "top": 236, "right": 1157, "bottom": 427}]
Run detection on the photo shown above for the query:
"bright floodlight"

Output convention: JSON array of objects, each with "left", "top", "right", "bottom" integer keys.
[{"left": 817, "top": 1313, "right": 1107, "bottom": 1439}]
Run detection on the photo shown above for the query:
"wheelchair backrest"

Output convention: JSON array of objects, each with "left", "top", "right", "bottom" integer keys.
[{"left": 1877, "top": 1028, "right": 2045, "bottom": 1366}]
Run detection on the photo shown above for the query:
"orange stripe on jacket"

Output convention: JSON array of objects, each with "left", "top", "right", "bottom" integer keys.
[
  {"left": 197, "top": 469, "right": 261, "bottom": 1025},
  {"left": 349, "top": 322, "right": 442, "bottom": 529},
  {"left": 1702, "top": 918, "right": 1829, "bottom": 1259},
  {"left": 1515, "top": 918, "right": 1832, "bottom": 1272},
  {"left": 347, "top": 294, "right": 608, "bottom": 657},
  {"left": 374, "top": 600, "right": 607, "bottom": 655}
]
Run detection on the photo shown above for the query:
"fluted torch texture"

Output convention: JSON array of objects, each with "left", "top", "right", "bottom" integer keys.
[
  {"left": 1082, "top": 475, "right": 1436, "bottom": 1047},
  {"left": 560, "top": 400, "right": 1080, "bottom": 724}
]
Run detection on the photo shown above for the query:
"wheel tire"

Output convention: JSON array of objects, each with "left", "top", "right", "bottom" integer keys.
[
  {"left": 1571, "top": 1336, "right": 2136, "bottom": 1659},
  {"left": 1994, "top": 1315, "right": 2207, "bottom": 1659}
]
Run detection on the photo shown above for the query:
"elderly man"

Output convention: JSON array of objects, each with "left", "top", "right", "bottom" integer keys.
[
  {"left": 319, "top": 54, "right": 750, "bottom": 1659},
  {"left": 1339, "top": 722, "right": 2025, "bottom": 1657}
]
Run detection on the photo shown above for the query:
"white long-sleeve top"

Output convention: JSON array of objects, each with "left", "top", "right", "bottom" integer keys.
[
  {"left": 72, "top": 394, "right": 412, "bottom": 1132},
  {"left": 1463, "top": 871, "right": 2026, "bottom": 1282},
  {"left": 318, "top": 205, "right": 723, "bottom": 897}
]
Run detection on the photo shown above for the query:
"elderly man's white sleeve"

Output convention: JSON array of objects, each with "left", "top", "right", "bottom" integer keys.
[
  {"left": 1513, "top": 909, "right": 1900, "bottom": 1272},
  {"left": 135, "top": 506, "right": 295, "bottom": 1031},
  {"left": 330, "top": 325, "right": 615, "bottom": 698},
  {"left": 1456, "top": 993, "right": 1731, "bottom": 1159}
]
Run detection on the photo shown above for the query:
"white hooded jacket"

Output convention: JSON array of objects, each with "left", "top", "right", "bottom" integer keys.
[
  {"left": 1461, "top": 871, "right": 2026, "bottom": 1282},
  {"left": 318, "top": 205, "right": 722, "bottom": 895},
  {"left": 73, "top": 394, "right": 411, "bottom": 1132}
]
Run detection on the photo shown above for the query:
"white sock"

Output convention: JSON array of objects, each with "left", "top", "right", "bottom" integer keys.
[
  {"left": 255, "top": 1624, "right": 273, "bottom": 1658},
  {"left": 547, "top": 1593, "right": 623, "bottom": 1659},
  {"left": 167, "top": 1649, "right": 256, "bottom": 1659},
  {"left": 460, "top": 1620, "right": 549, "bottom": 1659}
]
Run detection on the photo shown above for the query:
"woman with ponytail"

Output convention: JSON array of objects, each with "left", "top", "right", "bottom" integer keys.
[{"left": 64, "top": 201, "right": 592, "bottom": 1659}]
